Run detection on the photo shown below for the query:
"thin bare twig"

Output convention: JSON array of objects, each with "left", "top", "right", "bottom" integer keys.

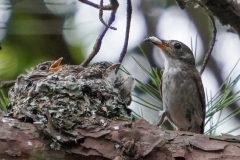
[
  {"left": 81, "top": 0, "right": 119, "bottom": 67},
  {"left": 200, "top": 15, "right": 217, "bottom": 75},
  {"left": 79, "top": 0, "right": 116, "bottom": 10},
  {"left": 118, "top": 0, "right": 132, "bottom": 65},
  {"left": 78, "top": 0, "right": 99, "bottom": 9},
  {"left": 99, "top": 0, "right": 117, "bottom": 30}
]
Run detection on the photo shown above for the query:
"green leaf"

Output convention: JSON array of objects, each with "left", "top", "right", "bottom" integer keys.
[{"left": 0, "top": 89, "right": 9, "bottom": 111}]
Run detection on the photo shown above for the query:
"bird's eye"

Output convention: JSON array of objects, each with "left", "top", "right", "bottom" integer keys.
[
  {"left": 174, "top": 43, "right": 182, "bottom": 50},
  {"left": 40, "top": 65, "right": 47, "bottom": 71}
]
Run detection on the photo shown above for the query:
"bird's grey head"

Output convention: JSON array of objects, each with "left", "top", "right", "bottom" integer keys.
[
  {"left": 144, "top": 36, "right": 195, "bottom": 66},
  {"left": 31, "top": 57, "right": 64, "bottom": 73},
  {"left": 28, "top": 57, "right": 64, "bottom": 79},
  {"left": 103, "top": 63, "right": 121, "bottom": 84}
]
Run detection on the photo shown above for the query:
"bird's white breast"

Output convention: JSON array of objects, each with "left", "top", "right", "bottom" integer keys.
[{"left": 162, "top": 66, "right": 196, "bottom": 129}]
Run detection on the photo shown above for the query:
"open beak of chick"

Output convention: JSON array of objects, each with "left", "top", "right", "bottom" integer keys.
[{"left": 49, "top": 57, "right": 64, "bottom": 72}]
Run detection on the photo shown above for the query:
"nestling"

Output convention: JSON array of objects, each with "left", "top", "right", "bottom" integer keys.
[
  {"left": 1, "top": 57, "right": 64, "bottom": 88},
  {"left": 103, "top": 63, "right": 121, "bottom": 85},
  {"left": 116, "top": 75, "right": 135, "bottom": 106},
  {"left": 27, "top": 57, "right": 64, "bottom": 80},
  {"left": 145, "top": 36, "right": 205, "bottom": 134},
  {"left": 8, "top": 57, "right": 65, "bottom": 107}
]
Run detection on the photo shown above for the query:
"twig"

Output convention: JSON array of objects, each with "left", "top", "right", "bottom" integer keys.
[
  {"left": 118, "top": 0, "right": 132, "bottom": 66},
  {"left": 0, "top": 80, "right": 16, "bottom": 88},
  {"left": 175, "top": 0, "right": 187, "bottom": 9},
  {"left": 79, "top": 0, "right": 116, "bottom": 10},
  {"left": 99, "top": 0, "right": 117, "bottom": 30},
  {"left": 200, "top": 15, "right": 217, "bottom": 75},
  {"left": 81, "top": 0, "right": 119, "bottom": 67}
]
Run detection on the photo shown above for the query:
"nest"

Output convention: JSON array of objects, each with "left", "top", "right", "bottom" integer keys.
[{"left": 7, "top": 59, "right": 134, "bottom": 146}]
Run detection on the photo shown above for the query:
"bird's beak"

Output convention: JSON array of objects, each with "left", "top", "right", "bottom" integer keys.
[
  {"left": 144, "top": 36, "right": 170, "bottom": 49},
  {"left": 49, "top": 57, "right": 63, "bottom": 72}
]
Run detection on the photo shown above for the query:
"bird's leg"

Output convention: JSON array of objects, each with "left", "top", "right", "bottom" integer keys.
[
  {"left": 156, "top": 111, "right": 166, "bottom": 126},
  {"left": 79, "top": 0, "right": 118, "bottom": 30}
]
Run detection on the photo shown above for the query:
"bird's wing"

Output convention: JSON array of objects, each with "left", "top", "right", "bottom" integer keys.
[
  {"left": 193, "top": 70, "right": 206, "bottom": 134},
  {"left": 159, "top": 78, "right": 162, "bottom": 99},
  {"left": 158, "top": 69, "right": 164, "bottom": 101}
]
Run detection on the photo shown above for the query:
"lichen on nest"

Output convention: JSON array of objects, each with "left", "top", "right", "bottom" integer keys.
[{"left": 7, "top": 58, "right": 135, "bottom": 144}]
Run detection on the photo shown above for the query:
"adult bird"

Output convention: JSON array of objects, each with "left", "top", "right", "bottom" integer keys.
[{"left": 145, "top": 36, "right": 205, "bottom": 134}]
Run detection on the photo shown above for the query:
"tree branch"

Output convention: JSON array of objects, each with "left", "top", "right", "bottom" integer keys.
[
  {"left": 118, "top": 0, "right": 132, "bottom": 65},
  {"left": 203, "top": 0, "right": 240, "bottom": 35},
  {"left": 1, "top": 114, "right": 240, "bottom": 159},
  {"left": 200, "top": 15, "right": 217, "bottom": 75},
  {"left": 99, "top": 0, "right": 117, "bottom": 30},
  {"left": 176, "top": 0, "right": 240, "bottom": 36},
  {"left": 80, "top": 0, "right": 119, "bottom": 67}
]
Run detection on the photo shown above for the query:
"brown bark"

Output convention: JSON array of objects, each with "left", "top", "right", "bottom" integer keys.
[{"left": 1, "top": 111, "right": 240, "bottom": 160}]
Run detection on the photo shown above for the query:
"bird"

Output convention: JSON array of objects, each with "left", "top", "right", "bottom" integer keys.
[
  {"left": 1, "top": 57, "right": 65, "bottom": 88},
  {"left": 8, "top": 57, "right": 65, "bottom": 106},
  {"left": 115, "top": 75, "right": 135, "bottom": 106},
  {"left": 79, "top": 61, "right": 113, "bottom": 79},
  {"left": 103, "top": 63, "right": 120, "bottom": 85},
  {"left": 27, "top": 57, "right": 64, "bottom": 80},
  {"left": 145, "top": 36, "right": 205, "bottom": 134}
]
